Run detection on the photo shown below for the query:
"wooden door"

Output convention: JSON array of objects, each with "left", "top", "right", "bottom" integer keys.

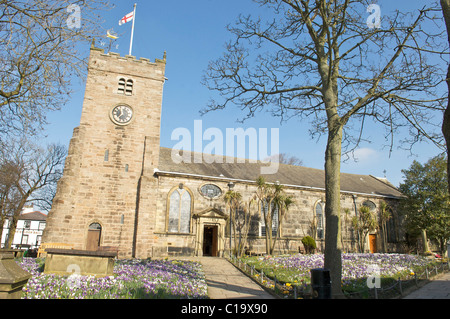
[
  {"left": 86, "top": 230, "right": 101, "bottom": 250},
  {"left": 211, "top": 226, "right": 218, "bottom": 257},
  {"left": 86, "top": 223, "right": 102, "bottom": 251},
  {"left": 369, "top": 234, "right": 377, "bottom": 253}
]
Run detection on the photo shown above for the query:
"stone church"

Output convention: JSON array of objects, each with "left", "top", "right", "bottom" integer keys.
[{"left": 42, "top": 46, "right": 404, "bottom": 259}]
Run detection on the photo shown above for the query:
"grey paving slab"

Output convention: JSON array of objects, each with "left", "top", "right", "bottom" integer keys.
[
  {"left": 403, "top": 271, "right": 450, "bottom": 299},
  {"left": 193, "top": 257, "right": 276, "bottom": 299}
]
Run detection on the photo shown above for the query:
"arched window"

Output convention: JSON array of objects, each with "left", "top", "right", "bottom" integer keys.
[
  {"left": 167, "top": 185, "right": 192, "bottom": 233},
  {"left": 125, "top": 79, "right": 133, "bottom": 95},
  {"left": 315, "top": 201, "right": 324, "bottom": 240},
  {"left": 118, "top": 78, "right": 126, "bottom": 94},
  {"left": 362, "top": 200, "right": 376, "bottom": 211}
]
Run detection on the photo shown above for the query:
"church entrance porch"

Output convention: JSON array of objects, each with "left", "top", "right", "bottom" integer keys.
[{"left": 194, "top": 208, "right": 228, "bottom": 257}]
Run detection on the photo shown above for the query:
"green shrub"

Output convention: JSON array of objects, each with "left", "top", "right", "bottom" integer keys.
[{"left": 301, "top": 236, "right": 316, "bottom": 254}]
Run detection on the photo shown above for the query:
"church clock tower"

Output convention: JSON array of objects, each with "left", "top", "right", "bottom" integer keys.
[{"left": 42, "top": 45, "right": 166, "bottom": 258}]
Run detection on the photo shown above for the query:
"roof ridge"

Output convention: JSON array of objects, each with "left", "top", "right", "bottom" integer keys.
[{"left": 159, "top": 146, "right": 394, "bottom": 180}]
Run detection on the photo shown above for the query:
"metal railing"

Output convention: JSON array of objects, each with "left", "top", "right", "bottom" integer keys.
[
  {"left": 227, "top": 253, "right": 450, "bottom": 299},
  {"left": 344, "top": 259, "right": 450, "bottom": 299}
]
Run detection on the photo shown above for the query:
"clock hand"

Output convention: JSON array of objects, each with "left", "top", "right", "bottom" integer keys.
[{"left": 120, "top": 109, "right": 128, "bottom": 120}]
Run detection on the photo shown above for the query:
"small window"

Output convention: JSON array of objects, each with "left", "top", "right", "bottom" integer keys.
[
  {"left": 104, "top": 149, "right": 109, "bottom": 162},
  {"left": 89, "top": 223, "right": 102, "bottom": 230},
  {"left": 316, "top": 202, "right": 324, "bottom": 240},
  {"left": 125, "top": 79, "right": 133, "bottom": 95},
  {"left": 24, "top": 220, "right": 31, "bottom": 229},
  {"left": 118, "top": 78, "right": 126, "bottom": 94}
]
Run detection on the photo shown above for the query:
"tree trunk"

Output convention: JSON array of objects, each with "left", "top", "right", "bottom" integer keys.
[
  {"left": 421, "top": 229, "right": 430, "bottom": 253},
  {"left": 443, "top": 65, "right": 450, "bottom": 195},
  {"left": 6, "top": 198, "right": 28, "bottom": 249},
  {"left": 440, "top": 0, "right": 450, "bottom": 195},
  {"left": 323, "top": 123, "right": 344, "bottom": 298}
]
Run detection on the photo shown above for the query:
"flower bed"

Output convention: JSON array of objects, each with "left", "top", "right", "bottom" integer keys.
[
  {"left": 18, "top": 258, "right": 208, "bottom": 299},
  {"left": 240, "top": 253, "right": 440, "bottom": 297}
]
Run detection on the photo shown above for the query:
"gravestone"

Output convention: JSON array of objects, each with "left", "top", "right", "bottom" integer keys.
[
  {"left": 44, "top": 248, "right": 117, "bottom": 277},
  {"left": 0, "top": 251, "right": 31, "bottom": 299}
]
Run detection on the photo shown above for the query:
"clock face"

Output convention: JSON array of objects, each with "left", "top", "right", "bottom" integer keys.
[{"left": 111, "top": 105, "right": 133, "bottom": 125}]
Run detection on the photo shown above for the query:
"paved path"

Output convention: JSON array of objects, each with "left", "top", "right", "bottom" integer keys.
[
  {"left": 193, "top": 257, "right": 275, "bottom": 299},
  {"left": 403, "top": 271, "right": 450, "bottom": 299}
]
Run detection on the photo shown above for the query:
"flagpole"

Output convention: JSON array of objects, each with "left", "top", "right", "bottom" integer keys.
[{"left": 129, "top": 3, "right": 137, "bottom": 56}]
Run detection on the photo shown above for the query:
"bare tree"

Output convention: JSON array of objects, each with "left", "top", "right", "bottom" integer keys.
[
  {"left": 440, "top": 0, "right": 450, "bottom": 195},
  {"left": 265, "top": 153, "right": 303, "bottom": 166},
  {"left": 0, "top": 0, "right": 111, "bottom": 137},
  {"left": 0, "top": 139, "right": 65, "bottom": 248},
  {"left": 202, "top": 0, "right": 445, "bottom": 297}
]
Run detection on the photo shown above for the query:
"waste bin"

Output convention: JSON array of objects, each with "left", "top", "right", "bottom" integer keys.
[{"left": 310, "top": 268, "right": 331, "bottom": 299}]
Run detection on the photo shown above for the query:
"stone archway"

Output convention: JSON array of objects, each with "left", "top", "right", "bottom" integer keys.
[{"left": 193, "top": 208, "right": 228, "bottom": 257}]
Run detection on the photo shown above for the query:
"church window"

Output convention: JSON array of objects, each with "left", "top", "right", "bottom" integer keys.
[
  {"left": 118, "top": 78, "right": 126, "bottom": 94},
  {"left": 125, "top": 79, "right": 133, "bottom": 95},
  {"left": 200, "top": 184, "right": 222, "bottom": 199},
  {"left": 104, "top": 149, "right": 109, "bottom": 162},
  {"left": 386, "top": 213, "right": 398, "bottom": 243},
  {"left": 362, "top": 200, "right": 376, "bottom": 211},
  {"left": 167, "top": 186, "right": 192, "bottom": 233},
  {"left": 315, "top": 201, "right": 324, "bottom": 240},
  {"left": 259, "top": 201, "right": 279, "bottom": 237}
]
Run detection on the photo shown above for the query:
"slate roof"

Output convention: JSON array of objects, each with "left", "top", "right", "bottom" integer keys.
[
  {"left": 157, "top": 147, "right": 403, "bottom": 199},
  {"left": 19, "top": 211, "right": 47, "bottom": 221}
]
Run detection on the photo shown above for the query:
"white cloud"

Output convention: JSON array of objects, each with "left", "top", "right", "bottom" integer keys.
[{"left": 352, "top": 147, "right": 378, "bottom": 162}]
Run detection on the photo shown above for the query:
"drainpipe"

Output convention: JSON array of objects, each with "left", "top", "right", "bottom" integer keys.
[
  {"left": 227, "top": 182, "right": 234, "bottom": 256},
  {"left": 352, "top": 195, "right": 359, "bottom": 252}
]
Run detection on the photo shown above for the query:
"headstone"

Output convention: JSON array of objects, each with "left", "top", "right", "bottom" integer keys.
[
  {"left": 0, "top": 252, "right": 31, "bottom": 299},
  {"left": 44, "top": 248, "right": 117, "bottom": 277}
]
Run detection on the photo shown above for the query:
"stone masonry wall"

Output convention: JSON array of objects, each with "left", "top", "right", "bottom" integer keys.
[
  {"left": 149, "top": 174, "right": 401, "bottom": 257},
  {"left": 42, "top": 47, "right": 166, "bottom": 259}
]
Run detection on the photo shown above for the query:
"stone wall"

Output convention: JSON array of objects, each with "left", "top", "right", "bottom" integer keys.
[
  {"left": 148, "top": 173, "right": 402, "bottom": 257},
  {"left": 42, "top": 47, "right": 166, "bottom": 259}
]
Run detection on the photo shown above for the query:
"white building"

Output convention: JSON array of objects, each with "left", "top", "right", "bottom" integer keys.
[{"left": 1, "top": 206, "right": 47, "bottom": 249}]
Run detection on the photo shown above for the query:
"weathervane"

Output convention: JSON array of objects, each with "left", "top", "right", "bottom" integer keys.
[{"left": 106, "top": 28, "right": 119, "bottom": 52}]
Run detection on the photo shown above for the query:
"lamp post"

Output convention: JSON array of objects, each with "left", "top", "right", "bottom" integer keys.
[{"left": 227, "top": 182, "right": 234, "bottom": 256}]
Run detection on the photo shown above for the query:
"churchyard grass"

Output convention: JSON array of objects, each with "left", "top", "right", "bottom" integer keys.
[
  {"left": 239, "top": 253, "right": 444, "bottom": 298},
  {"left": 18, "top": 258, "right": 208, "bottom": 299}
]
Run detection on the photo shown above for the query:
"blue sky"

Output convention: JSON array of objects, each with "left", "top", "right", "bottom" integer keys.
[{"left": 43, "top": 0, "right": 447, "bottom": 187}]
